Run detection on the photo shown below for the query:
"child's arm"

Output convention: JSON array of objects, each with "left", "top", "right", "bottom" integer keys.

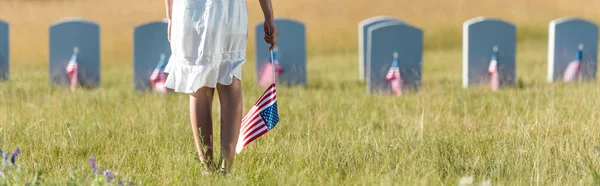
[
  {"left": 259, "top": 0, "right": 277, "bottom": 50},
  {"left": 165, "top": 0, "right": 173, "bottom": 41},
  {"left": 259, "top": 0, "right": 273, "bottom": 21},
  {"left": 165, "top": 0, "right": 173, "bottom": 20}
]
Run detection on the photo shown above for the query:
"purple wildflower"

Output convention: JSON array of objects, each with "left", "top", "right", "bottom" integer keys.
[
  {"left": 103, "top": 170, "right": 114, "bottom": 182},
  {"left": 10, "top": 148, "right": 20, "bottom": 166},
  {"left": 90, "top": 156, "right": 98, "bottom": 173}
]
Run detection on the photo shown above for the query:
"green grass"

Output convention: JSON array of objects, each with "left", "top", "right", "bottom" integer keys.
[{"left": 1, "top": 39, "right": 600, "bottom": 185}]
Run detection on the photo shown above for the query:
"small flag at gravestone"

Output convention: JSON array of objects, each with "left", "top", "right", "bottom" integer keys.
[
  {"left": 133, "top": 20, "right": 171, "bottom": 91},
  {"left": 358, "top": 16, "right": 403, "bottom": 81},
  {"left": 366, "top": 21, "right": 422, "bottom": 95},
  {"left": 255, "top": 18, "right": 306, "bottom": 87},
  {"left": 149, "top": 54, "right": 167, "bottom": 94},
  {"left": 49, "top": 18, "right": 100, "bottom": 88},
  {"left": 563, "top": 44, "right": 584, "bottom": 82},
  {"left": 258, "top": 47, "right": 284, "bottom": 87},
  {"left": 547, "top": 18, "right": 598, "bottom": 82},
  {"left": 65, "top": 47, "right": 79, "bottom": 92},
  {"left": 385, "top": 52, "right": 402, "bottom": 96},
  {"left": 462, "top": 17, "right": 516, "bottom": 89},
  {"left": 488, "top": 46, "right": 499, "bottom": 91}
]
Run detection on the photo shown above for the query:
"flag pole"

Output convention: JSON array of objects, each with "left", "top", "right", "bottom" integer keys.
[
  {"left": 268, "top": 48, "right": 276, "bottom": 129},
  {"left": 270, "top": 49, "right": 276, "bottom": 85}
]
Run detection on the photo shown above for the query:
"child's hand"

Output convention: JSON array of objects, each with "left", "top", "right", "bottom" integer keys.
[{"left": 263, "top": 19, "right": 278, "bottom": 50}]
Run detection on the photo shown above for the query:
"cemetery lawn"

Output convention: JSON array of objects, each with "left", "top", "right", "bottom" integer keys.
[{"left": 2, "top": 40, "right": 600, "bottom": 185}]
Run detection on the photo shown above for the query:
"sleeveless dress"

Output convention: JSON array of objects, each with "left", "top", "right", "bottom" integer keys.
[{"left": 165, "top": 0, "right": 248, "bottom": 93}]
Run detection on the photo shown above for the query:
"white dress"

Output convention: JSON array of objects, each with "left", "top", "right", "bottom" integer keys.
[{"left": 165, "top": 0, "right": 248, "bottom": 93}]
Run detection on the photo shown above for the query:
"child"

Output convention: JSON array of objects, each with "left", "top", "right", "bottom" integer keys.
[{"left": 163, "top": 0, "right": 278, "bottom": 174}]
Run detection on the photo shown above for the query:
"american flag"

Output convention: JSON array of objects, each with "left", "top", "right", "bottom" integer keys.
[
  {"left": 563, "top": 44, "right": 583, "bottom": 82},
  {"left": 257, "top": 47, "right": 283, "bottom": 87},
  {"left": 65, "top": 47, "right": 79, "bottom": 92},
  {"left": 149, "top": 54, "right": 168, "bottom": 94},
  {"left": 488, "top": 46, "right": 499, "bottom": 91},
  {"left": 236, "top": 84, "right": 279, "bottom": 154},
  {"left": 385, "top": 52, "right": 402, "bottom": 96},
  {"left": 236, "top": 50, "right": 280, "bottom": 154}
]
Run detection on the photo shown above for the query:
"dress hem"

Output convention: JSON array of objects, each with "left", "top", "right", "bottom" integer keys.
[{"left": 164, "top": 56, "right": 245, "bottom": 94}]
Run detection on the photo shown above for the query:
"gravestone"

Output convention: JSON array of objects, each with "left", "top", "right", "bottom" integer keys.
[
  {"left": 0, "top": 20, "right": 8, "bottom": 81},
  {"left": 49, "top": 18, "right": 100, "bottom": 88},
  {"left": 367, "top": 21, "right": 423, "bottom": 95},
  {"left": 547, "top": 17, "right": 598, "bottom": 82},
  {"left": 255, "top": 18, "right": 306, "bottom": 86},
  {"left": 462, "top": 17, "right": 516, "bottom": 88},
  {"left": 358, "top": 16, "right": 403, "bottom": 81},
  {"left": 133, "top": 20, "right": 171, "bottom": 91}
]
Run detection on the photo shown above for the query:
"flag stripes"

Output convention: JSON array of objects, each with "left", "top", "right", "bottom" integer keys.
[{"left": 236, "top": 84, "right": 278, "bottom": 154}]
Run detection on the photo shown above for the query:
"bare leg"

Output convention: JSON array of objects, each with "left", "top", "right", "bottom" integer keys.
[
  {"left": 189, "top": 87, "right": 216, "bottom": 171},
  {"left": 216, "top": 78, "right": 243, "bottom": 173}
]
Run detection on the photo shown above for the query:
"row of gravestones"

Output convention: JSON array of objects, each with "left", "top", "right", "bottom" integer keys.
[
  {"left": 0, "top": 17, "right": 598, "bottom": 94},
  {"left": 0, "top": 17, "right": 307, "bottom": 91},
  {"left": 360, "top": 16, "right": 599, "bottom": 95}
]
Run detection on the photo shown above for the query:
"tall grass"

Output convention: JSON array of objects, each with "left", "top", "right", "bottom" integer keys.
[
  {"left": 1, "top": 0, "right": 600, "bottom": 185},
  {"left": 1, "top": 40, "right": 600, "bottom": 185}
]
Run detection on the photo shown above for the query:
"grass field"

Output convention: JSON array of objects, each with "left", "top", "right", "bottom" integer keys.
[{"left": 2, "top": 0, "right": 600, "bottom": 185}]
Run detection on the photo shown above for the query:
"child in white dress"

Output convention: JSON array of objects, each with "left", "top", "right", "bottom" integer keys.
[{"left": 164, "top": 0, "right": 278, "bottom": 173}]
